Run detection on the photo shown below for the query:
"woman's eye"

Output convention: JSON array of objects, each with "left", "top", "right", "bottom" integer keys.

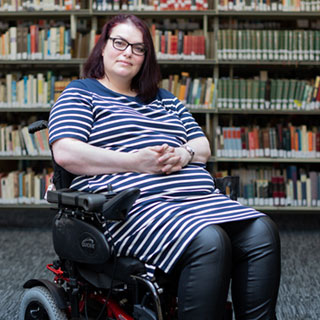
[
  {"left": 115, "top": 40, "right": 126, "bottom": 47},
  {"left": 135, "top": 46, "right": 145, "bottom": 53}
]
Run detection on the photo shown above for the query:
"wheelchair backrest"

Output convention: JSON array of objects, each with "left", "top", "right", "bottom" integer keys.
[
  {"left": 52, "top": 162, "right": 76, "bottom": 190},
  {"left": 28, "top": 120, "right": 75, "bottom": 190}
]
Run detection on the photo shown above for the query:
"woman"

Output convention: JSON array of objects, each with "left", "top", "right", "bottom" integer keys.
[{"left": 48, "top": 14, "right": 280, "bottom": 319}]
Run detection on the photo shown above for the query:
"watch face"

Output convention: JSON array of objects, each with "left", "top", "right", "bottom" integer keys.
[{"left": 184, "top": 145, "right": 195, "bottom": 158}]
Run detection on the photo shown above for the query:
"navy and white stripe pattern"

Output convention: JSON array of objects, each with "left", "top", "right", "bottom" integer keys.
[{"left": 49, "top": 78, "right": 264, "bottom": 274}]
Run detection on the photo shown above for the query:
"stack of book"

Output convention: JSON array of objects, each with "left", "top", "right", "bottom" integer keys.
[
  {"left": 92, "top": 0, "right": 209, "bottom": 11},
  {"left": 217, "top": 76, "right": 320, "bottom": 111},
  {"left": 0, "top": 23, "right": 71, "bottom": 60},
  {"left": 218, "top": 0, "right": 320, "bottom": 11},
  {"left": 0, "top": 124, "right": 50, "bottom": 156},
  {"left": 217, "top": 125, "right": 320, "bottom": 159},
  {"left": 160, "top": 73, "right": 217, "bottom": 108},
  {"left": 223, "top": 167, "right": 320, "bottom": 207},
  {"left": 217, "top": 29, "right": 320, "bottom": 62},
  {"left": 0, "top": 168, "right": 52, "bottom": 204},
  {"left": 0, "top": 72, "right": 73, "bottom": 108}
]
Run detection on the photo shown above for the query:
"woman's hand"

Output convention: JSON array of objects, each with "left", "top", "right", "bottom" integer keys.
[
  {"left": 134, "top": 144, "right": 191, "bottom": 175},
  {"left": 134, "top": 144, "right": 182, "bottom": 175}
]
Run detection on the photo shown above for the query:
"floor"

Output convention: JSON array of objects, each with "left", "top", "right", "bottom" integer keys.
[{"left": 0, "top": 213, "right": 320, "bottom": 320}]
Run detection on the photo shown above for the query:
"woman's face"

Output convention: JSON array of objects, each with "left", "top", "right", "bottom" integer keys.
[{"left": 102, "top": 21, "right": 145, "bottom": 83}]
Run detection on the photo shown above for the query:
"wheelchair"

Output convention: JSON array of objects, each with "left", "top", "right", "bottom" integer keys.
[{"left": 19, "top": 120, "right": 239, "bottom": 320}]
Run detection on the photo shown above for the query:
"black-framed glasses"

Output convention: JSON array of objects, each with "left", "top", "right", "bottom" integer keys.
[{"left": 108, "top": 37, "right": 147, "bottom": 56}]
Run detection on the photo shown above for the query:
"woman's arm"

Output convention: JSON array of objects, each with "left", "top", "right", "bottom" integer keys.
[{"left": 184, "top": 136, "right": 211, "bottom": 164}]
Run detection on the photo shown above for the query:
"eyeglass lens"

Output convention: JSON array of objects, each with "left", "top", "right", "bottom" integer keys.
[{"left": 110, "top": 38, "right": 146, "bottom": 55}]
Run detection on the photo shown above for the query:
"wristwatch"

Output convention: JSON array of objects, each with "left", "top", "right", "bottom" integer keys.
[{"left": 182, "top": 144, "right": 195, "bottom": 162}]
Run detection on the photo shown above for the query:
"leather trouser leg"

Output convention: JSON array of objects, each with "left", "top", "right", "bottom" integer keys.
[
  {"left": 171, "top": 216, "right": 280, "bottom": 320},
  {"left": 174, "top": 225, "right": 232, "bottom": 320},
  {"left": 221, "top": 216, "right": 281, "bottom": 320}
]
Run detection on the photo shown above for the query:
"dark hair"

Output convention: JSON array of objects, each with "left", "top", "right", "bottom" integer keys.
[{"left": 82, "top": 14, "right": 161, "bottom": 103}]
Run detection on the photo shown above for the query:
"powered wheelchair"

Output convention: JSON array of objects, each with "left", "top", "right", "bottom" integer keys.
[{"left": 19, "top": 120, "right": 239, "bottom": 320}]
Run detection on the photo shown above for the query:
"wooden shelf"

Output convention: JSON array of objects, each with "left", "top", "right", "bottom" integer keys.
[
  {"left": 0, "top": 107, "right": 50, "bottom": 112},
  {"left": 0, "top": 155, "right": 51, "bottom": 160},
  {"left": 0, "top": 10, "right": 91, "bottom": 18},
  {"left": 216, "top": 109, "right": 320, "bottom": 115},
  {"left": 254, "top": 206, "right": 320, "bottom": 213},
  {"left": 218, "top": 11, "right": 320, "bottom": 19},
  {"left": 0, "top": 203, "right": 51, "bottom": 208},
  {"left": 215, "top": 157, "right": 320, "bottom": 164},
  {"left": 218, "top": 60, "right": 320, "bottom": 67}
]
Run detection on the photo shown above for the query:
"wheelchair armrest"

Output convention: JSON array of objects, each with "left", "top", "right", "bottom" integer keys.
[
  {"left": 214, "top": 176, "right": 239, "bottom": 201},
  {"left": 47, "top": 188, "right": 108, "bottom": 211},
  {"left": 47, "top": 187, "right": 140, "bottom": 221}
]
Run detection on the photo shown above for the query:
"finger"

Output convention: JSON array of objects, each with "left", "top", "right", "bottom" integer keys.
[
  {"left": 160, "top": 156, "right": 181, "bottom": 170},
  {"left": 162, "top": 163, "right": 182, "bottom": 174},
  {"left": 159, "top": 154, "right": 181, "bottom": 165}
]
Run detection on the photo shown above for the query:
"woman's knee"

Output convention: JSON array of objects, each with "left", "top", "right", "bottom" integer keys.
[
  {"left": 181, "top": 225, "right": 232, "bottom": 266},
  {"left": 252, "top": 216, "right": 281, "bottom": 252}
]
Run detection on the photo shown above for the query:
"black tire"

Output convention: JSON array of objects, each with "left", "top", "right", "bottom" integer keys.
[{"left": 19, "top": 286, "right": 68, "bottom": 320}]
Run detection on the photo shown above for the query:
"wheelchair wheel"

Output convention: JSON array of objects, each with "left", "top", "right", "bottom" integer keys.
[{"left": 19, "top": 286, "right": 68, "bottom": 320}]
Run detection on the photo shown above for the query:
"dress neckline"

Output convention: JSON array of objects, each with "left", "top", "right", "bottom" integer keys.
[{"left": 92, "top": 78, "right": 138, "bottom": 100}]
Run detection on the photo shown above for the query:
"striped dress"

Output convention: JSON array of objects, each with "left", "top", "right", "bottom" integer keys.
[{"left": 48, "top": 78, "right": 264, "bottom": 275}]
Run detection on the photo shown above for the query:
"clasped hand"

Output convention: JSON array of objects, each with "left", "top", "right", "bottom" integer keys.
[{"left": 135, "top": 144, "right": 190, "bottom": 175}]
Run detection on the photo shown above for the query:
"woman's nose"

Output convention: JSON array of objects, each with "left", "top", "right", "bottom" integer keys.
[{"left": 123, "top": 45, "right": 133, "bottom": 56}]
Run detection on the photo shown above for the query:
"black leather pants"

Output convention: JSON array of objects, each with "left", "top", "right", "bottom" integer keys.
[{"left": 173, "top": 216, "right": 281, "bottom": 320}]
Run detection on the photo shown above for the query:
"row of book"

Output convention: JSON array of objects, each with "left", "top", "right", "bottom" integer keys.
[
  {"left": 0, "top": 124, "right": 50, "bottom": 156},
  {"left": 0, "top": 72, "right": 73, "bottom": 108},
  {"left": 160, "top": 73, "right": 217, "bottom": 107},
  {"left": 217, "top": 77, "right": 320, "bottom": 111},
  {"left": 218, "top": 29, "right": 320, "bottom": 62},
  {"left": 160, "top": 74, "right": 320, "bottom": 110},
  {"left": 3, "top": 72, "right": 320, "bottom": 111},
  {"left": 92, "top": 0, "right": 209, "bottom": 10},
  {"left": 153, "top": 30, "right": 206, "bottom": 60},
  {"left": 0, "top": 24, "right": 71, "bottom": 60},
  {"left": 223, "top": 167, "right": 320, "bottom": 207},
  {"left": 4, "top": 24, "right": 320, "bottom": 62},
  {"left": 216, "top": 125, "right": 320, "bottom": 159},
  {"left": 0, "top": 24, "right": 208, "bottom": 61},
  {"left": 0, "top": 168, "right": 52, "bottom": 204},
  {"left": 218, "top": 0, "right": 320, "bottom": 11},
  {"left": 0, "top": 0, "right": 87, "bottom": 11}
]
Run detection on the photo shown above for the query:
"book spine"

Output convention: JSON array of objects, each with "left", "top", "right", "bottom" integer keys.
[{"left": 0, "top": 168, "right": 52, "bottom": 204}]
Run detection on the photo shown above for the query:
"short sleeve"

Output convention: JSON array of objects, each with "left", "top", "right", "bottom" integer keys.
[
  {"left": 158, "top": 88, "right": 205, "bottom": 141},
  {"left": 48, "top": 80, "right": 94, "bottom": 145}
]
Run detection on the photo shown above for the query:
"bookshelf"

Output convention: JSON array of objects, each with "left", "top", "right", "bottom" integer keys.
[{"left": 1, "top": 3, "right": 320, "bottom": 213}]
